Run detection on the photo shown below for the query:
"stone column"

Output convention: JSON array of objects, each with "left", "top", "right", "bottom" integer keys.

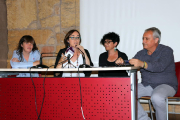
[{"left": 0, "top": 0, "right": 8, "bottom": 68}]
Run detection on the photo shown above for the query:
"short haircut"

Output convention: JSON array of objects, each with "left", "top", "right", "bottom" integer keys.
[
  {"left": 100, "top": 32, "right": 120, "bottom": 46},
  {"left": 145, "top": 27, "right": 161, "bottom": 43}
]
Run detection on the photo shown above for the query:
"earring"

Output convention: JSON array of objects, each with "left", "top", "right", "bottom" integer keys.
[
  {"left": 68, "top": 42, "right": 69, "bottom": 47},
  {"left": 114, "top": 47, "right": 117, "bottom": 51}
]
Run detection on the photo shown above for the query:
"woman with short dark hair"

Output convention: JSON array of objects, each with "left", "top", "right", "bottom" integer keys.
[{"left": 98, "top": 32, "right": 128, "bottom": 77}]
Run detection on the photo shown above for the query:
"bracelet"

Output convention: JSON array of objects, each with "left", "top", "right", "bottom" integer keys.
[
  {"left": 143, "top": 61, "right": 147, "bottom": 68},
  {"left": 143, "top": 61, "right": 145, "bottom": 68}
]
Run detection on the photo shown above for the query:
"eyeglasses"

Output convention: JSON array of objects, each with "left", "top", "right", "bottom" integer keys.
[
  {"left": 69, "top": 37, "right": 80, "bottom": 40},
  {"left": 104, "top": 41, "right": 113, "bottom": 44}
]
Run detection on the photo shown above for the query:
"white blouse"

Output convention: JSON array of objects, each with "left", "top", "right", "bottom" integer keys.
[{"left": 62, "top": 54, "right": 85, "bottom": 77}]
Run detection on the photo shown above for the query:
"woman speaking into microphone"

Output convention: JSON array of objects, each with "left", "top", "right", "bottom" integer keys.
[{"left": 54, "top": 29, "right": 93, "bottom": 77}]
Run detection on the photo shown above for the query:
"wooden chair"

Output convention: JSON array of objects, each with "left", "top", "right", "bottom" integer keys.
[
  {"left": 139, "top": 61, "right": 180, "bottom": 120},
  {"left": 140, "top": 96, "right": 154, "bottom": 120}
]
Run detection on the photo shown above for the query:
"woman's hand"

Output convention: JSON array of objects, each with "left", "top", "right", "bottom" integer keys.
[
  {"left": 75, "top": 45, "right": 85, "bottom": 54},
  {"left": 115, "top": 57, "right": 124, "bottom": 65},
  {"left": 12, "top": 58, "right": 20, "bottom": 62},
  {"left": 33, "top": 61, "right": 40, "bottom": 66},
  {"left": 57, "top": 53, "right": 67, "bottom": 68},
  {"left": 75, "top": 45, "right": 90, "bottom": 65}
]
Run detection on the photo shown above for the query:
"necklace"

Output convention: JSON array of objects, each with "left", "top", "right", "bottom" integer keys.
[
  {"left": 70, "top": 53, "right": 79, "bottom": 77},
  {"left": 77, "top": 53, "right": 79, "bottom": 67},
  {"left": 76, "top": 53, "right": 79, "bottom": 77}
]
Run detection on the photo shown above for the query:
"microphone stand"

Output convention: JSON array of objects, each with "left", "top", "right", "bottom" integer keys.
[
  {"left": 76, "top": 48, "right": 91, "bottom": 68},
  {"left": 36, "top": 57, "right": 49, "bottom": 68},
  {"left": 63, "top": 54, "right": 76, "bottom": 68},
  {"left": 32, "top": 52, "right": 57, "bottom": 68}
]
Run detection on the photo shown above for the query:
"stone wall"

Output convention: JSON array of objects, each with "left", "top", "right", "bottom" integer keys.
[
  {"left": 0, "top": 0, "right": 8, "bottom": 68},
  {"left": 7, "top": 0, "right": 79, "bottom": 68}
]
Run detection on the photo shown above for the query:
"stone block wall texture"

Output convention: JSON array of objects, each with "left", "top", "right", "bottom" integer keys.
[
  {"left": 7, "top": 0, "right": 80, "bottom": 68},
  {"left": 0, "top": 0, "right": 8, "bottom": 68}
]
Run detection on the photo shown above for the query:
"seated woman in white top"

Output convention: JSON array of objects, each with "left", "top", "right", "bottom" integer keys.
[
  {"left": 54, "top": 30, "right": 93, "bottom": 77},
  {"left": 10, "top": 35, "right": 40, "bottom": 77}
]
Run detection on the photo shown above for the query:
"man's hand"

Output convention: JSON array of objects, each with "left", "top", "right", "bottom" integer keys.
[{"left": 129, "top": 59, "right": 144, "bottom": 68}]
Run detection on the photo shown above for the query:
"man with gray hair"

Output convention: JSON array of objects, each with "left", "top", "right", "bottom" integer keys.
[{"left": 129, "top": 27, "right": 178, "bottom": 120}]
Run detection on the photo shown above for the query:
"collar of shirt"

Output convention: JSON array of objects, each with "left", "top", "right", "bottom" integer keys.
[
  {"left": 22, "top": 51, "right": 33, "bottom": 62},
  {"left": 143, "top": 44, "right": 161, "bottom": 55}
]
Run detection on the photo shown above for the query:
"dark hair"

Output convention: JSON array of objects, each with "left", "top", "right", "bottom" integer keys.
[
  {"left": 64, "top": 29, "right": 81, "bottom": 48},
  {"left": 145, "top": 27, "right": 161, "bottom": 43},
  {"left": 100, "top": 32, "right": 120, "bottom": 46},
  {"left": 16, "top": 35, "right": 38, "bottom": 62}
]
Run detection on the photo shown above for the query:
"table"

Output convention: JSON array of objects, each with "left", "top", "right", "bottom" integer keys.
[{"left": 0, "top": 67, "right": 139, "bottom": 120}]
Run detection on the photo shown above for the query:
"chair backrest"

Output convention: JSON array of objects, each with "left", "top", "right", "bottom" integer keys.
[{"left": 174, "top": 62, "right": 180, "bottom": 97}]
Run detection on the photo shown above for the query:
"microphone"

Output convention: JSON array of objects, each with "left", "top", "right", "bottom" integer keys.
[
  {"left": 62, "top": 47, "right": 76, "bottom": 68},
  {"left": 75, "top": 46, "right": 91, "bottom": 68},
  {"left": 66, "top": 54, "right": 71, "bottom": 64},
  {"left": 65, "top": 47, "right": 74, "bottom": 58},
  {"left": 65, "top": 47, "right": 74, "bottom": 64}
]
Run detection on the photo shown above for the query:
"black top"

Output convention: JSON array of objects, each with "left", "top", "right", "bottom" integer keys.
[
  {"left": 98, "top": 49, "right": 128, "bottom": 77},
  {"left": 54, "top": 47, "right": 94, "bottom": 77}
]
